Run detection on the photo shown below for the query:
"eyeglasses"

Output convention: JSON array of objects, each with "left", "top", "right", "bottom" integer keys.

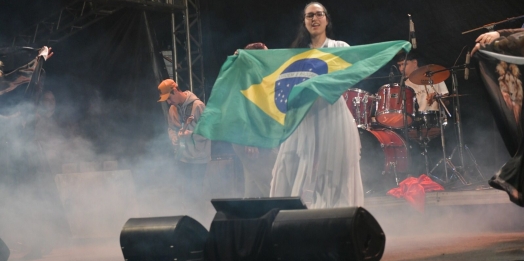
[{"left": 305, "top": 11, "right": 326, "bottom": 19}]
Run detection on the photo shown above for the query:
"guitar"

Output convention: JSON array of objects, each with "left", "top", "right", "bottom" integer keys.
[{"left": 175, "top": 115, "right": 194, "bottom": 159}]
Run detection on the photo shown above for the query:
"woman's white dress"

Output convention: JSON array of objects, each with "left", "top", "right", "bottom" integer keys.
[{"left": 270, "top": 38, "right": 364, "bottom": 208}]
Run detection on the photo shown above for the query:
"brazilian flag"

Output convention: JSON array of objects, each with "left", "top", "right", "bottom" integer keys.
[{"left": 195, "top": 40, "right": 411, "bottom": 148}]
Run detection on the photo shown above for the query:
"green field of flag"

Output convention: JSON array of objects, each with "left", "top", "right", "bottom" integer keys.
[{"left": 195, "top": 40, "right": 411, "bottom": 148}]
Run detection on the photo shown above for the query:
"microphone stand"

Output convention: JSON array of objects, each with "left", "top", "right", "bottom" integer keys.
[
  {"left": 401, "top": 14, "right": 415, "bottom": 179},
  {"left": 401, "top": 77, "right": 409, "bottom": 146},
  {"left": 399, "top": 52, "right": 411, "bottom": 181},
  {"left": 404, "top": 15, "right": 413, "bottom": 145},
  {"left": 462, "top": 14, "right": 524, "bottom": 35}
]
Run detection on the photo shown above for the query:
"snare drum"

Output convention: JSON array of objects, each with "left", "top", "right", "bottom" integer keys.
[
  {"left": 343, "top": 88, "right": 375, "bottom": 129},
  {"left": 413, "top": 110, "right": 440, "bottom": 129},
  {"left": 408, "top": 110, "right": 443, "bottom": 141},
  {"left": 375, "top": 83, "right": 415, "bottom": 128}
]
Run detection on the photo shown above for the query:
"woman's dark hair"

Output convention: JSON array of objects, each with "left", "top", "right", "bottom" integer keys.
[{"left": 290, "top": 2, "right": 334, "bottom": 48}]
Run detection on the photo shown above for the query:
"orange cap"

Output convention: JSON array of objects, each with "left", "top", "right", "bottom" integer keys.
[{"left": 157, "top": 79, "right": 177, "bottom": 102}]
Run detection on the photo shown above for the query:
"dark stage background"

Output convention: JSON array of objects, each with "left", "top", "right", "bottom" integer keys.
[{"left": 1, "top": 0, "right": 524, "bottom": 175}]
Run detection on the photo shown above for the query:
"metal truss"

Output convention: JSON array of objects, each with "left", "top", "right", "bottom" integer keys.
[
  {"left": 11, "top": 0, "right": 190, "bottom": 47},
  {"left": 164, "top": 0, "right": 205, "bottom": 100},
  {"left": 13, "top": 0, "right": 118, "bottom": 46},
  {"left": 11, "top": 0, "right": 204, "bottom": 100},
  {"left": 10, "top": 0, "right": 204, "bottom": 99}
]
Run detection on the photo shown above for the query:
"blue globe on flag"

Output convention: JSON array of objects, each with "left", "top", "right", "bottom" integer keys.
[{"left": 274, "top": 58, "right": 328, "bottom": 113}]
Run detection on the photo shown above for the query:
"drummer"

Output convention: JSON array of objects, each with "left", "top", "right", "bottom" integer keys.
[{"left": 395, "top": 51, "right": 449, "bottom": 112}]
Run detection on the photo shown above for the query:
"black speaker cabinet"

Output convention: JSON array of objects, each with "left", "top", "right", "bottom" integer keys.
[
  {"left": 270, "top": 207, "right": 385, "bottom": 261},
  {"left": 120, "top": 216, "right": 208, "bottom": 261},
  {"left": 0, "top": 237, "right": 9, "bottom": 261},
  {"left": 210, "top": 197, "right": 306, "bottom": 218}
]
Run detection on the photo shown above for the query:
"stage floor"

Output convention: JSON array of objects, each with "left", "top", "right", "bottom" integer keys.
[
  {"left": 365, "top": 186, "right": 511, "bottom": 208},
  {"left": 6, "top": 232, "right": 524, "bottom": 261},
  {"left": 5, "top": 187, "right": 524, "bottom": 261},
  {"left": 369, "top": 187, "right": 524, "bottom": 260}
]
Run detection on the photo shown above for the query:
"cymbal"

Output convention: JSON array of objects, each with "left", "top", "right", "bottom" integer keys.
[{"left": 408, "top": 64, "right": 450, "bottom": 85}]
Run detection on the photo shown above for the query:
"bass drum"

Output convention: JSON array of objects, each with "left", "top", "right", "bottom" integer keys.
[{"left": 359, "top": 128, "right": 410, "bottom": 195}]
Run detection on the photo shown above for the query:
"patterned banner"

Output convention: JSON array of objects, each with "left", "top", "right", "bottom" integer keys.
[{"left": 476, "top": 50, "right": 524, "bottom": 206}]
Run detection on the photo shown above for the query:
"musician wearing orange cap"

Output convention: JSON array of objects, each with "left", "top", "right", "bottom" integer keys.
[{"left": 157, "top": 79, "right": 211, "bottom": 218}]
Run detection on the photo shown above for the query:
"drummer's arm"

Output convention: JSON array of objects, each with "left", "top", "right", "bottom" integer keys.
[
  {"left": 441, "top": 83, "right": 450, "bottom": 105},
  {"left": 427, "top": 93, "right": 449, "bottom": 106},
  {"left": 435, "top": 83, "right": 450, "bottom": 106},
  {"left": 426, "top": 93, "right": 436, "bottom": 104},
  {"left": 441, "top": 93, "right": 450, "bottom": 106}
]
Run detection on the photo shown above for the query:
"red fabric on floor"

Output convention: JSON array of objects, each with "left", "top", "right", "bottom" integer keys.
[{"left": 387, "top": 174, "right": 445, "bottom": 212}]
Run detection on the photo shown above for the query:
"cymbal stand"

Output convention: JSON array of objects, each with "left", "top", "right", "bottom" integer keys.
[
  {"left": 420, "top": 76, "right": 467, "bottom": 184},
  {"left": 428, "top": 66, "right": 485, "bottom": 184},
  {"left": 429, "top": 141, "right": 468, "bottom": 184},
  {"left": 448, "top": 67, "right": 485, "bottom": 181},
  {"left": 428, "top": 96, "right": 468, "bottom": 185},
  {"left": 414, "top": 126, "right": 432, "bottom": 176}
]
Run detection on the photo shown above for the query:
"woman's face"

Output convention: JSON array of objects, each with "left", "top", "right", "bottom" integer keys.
[{"left": 304, "top": 4, "right": 328, "bottom": 38}]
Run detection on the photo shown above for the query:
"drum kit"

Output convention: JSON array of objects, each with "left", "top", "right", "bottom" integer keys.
[{"left": 344, "top": 62, "right": 484, "bottom": 195}]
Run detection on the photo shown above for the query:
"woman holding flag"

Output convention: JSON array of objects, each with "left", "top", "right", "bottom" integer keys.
[{"left": 270, "top": 2, "right": 364, "bottom": 208}]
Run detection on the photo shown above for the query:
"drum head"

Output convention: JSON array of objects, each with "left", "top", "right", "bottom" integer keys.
[{"left": 347, "top": 88, "right": 373, "bottom": 95}]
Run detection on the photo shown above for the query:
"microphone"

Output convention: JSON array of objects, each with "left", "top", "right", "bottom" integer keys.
[
  {"left": 409, "top": 14, "right": 417, "bottom": 49},
  {"left": 389, "top": 65, "right": 397, "bottom": 84},
  {"left": 465, "top": 51, "right": 471, "bottom": 80}
]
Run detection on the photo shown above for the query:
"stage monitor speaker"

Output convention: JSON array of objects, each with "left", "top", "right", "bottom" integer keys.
[
  {"left": 205, "top": 197, "right": 307, "bottom": 261},
  {"left": 270, "top": 207, "right": 385, "bottom": 261},
  {"left": 211, "top": 197, "right": 306, "bottom": 218},
  {"left": 0, "top": 237, "right": 9, "bottom": 261},
  {"left": 120, "top": 215, "right": 208, "bottom": 261}
]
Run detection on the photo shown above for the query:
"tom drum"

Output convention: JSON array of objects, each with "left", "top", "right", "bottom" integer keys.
[
  {"left": 343, "top": 88, "right": 375, "bottom": 129},
  {"left": 375, "top": 83, "right": 415, "bottom": 129}
]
